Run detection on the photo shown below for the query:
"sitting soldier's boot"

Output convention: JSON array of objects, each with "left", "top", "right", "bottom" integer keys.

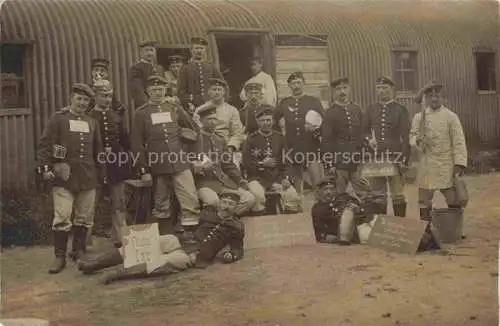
[
  {"left": 373, "top": 202, "right": 388, "bottom": 215},
  {"left": 69, "top": 225, "right": 88, "bottom": 262},
  {"left": 419, "top": 207, "right": 432, "bottom": 222},
  {"left": 49, "top": 231, "right": 69, "bottom": 274},
  {"left": 158, "top": 218, "right": 175, "bottom": 236},
  {"left": 78, "top": 247, "right": 124, "bottom": 274},
  {"left": 393, "top": 202, "right": 407, "bottom": 217}
]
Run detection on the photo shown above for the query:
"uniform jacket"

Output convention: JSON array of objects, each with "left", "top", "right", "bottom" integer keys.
[
  {"left": 239, "top": 71, "right": 277, "bottom": 106},
  {"left": 194, "top": 101, "right": 246, "bottom": 150},
  {"left": 242, "top": 130, "right": 289, "bottom": 189},
  {"left": 321, "top": 102, "right": 367, "bottom": 171},
  {"left": 274, "top": 94, "right": 324, "bottom": 164},
  {"left": 37, "top": 109, "right": 105, "bottom": 192},
  {"left": 191, "top": 130, "right": 242, "bottom": 193},
  {"left": 129, "top": 60, "right": 165, "bottom": 108},
  {"left": 194, "top": 206, "right": 244, "bottom": 264},
  {"left": 311, "top": 201, "right": 339, "bottom": 242},
  {"left": 177, "top": 60, "right": 223, "bottom": 108},
  {"left": 239, "top": 102, "right": 260, "bottom": 135},
  {"left": 410, "top": 106, "right": 467, "bottom": 189},
  {"left": 88, "top": 92, "right": 126, "bottom": 116},
  {"left": 130, "top": 100, "right": 198, "bottom": 176},
  {"left": 365, "top": 100, "right": 411, "bottom": 165},
  {"left": 88, "top": 106, "right": 131, "bottom": 184}
]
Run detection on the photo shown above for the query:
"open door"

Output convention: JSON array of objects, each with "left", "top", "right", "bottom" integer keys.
[{"left": 207, "top": 28, "right": 274, "bottom": 108}]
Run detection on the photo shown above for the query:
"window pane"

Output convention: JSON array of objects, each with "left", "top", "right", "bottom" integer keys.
[
  {"left": 391, "top": 50, "right": 418, "bottom": 92},
  {"left": 1, "top": 44, "right": 25, "bottom": 76},
  {"left": 475, "top": 52, "right": 496, "bottom": 91}
]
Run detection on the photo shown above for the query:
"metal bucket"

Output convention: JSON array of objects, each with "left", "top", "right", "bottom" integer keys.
[
  {"left": 339, "top": 206, "right": 356, "bottom": 242},
  {"left": 431, "top": 208, "right": 464, "bottom": 244}
]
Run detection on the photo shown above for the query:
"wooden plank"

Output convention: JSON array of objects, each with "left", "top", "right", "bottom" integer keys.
[
  {"left": 242, "top": 213, "right": 316, "bottom": 250},
  {"left": 275, "top": 60, "right": 329, "bottom": 73},
  {"left": 367, "top": 215, "right": 428, "bottom": 255},
  {"left": 276, "top": 46, "right": 328, "bottom": 61},
  {"left": 277, "top": 71, "right": 329, "bottom": 83},
  {"left": 0, "top": 108, "right": 32, "bottom": 116}
]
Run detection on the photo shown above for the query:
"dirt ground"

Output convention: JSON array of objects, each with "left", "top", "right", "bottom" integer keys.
[{"left": 1, "top": 173, "right": 499, "bottom": 326}]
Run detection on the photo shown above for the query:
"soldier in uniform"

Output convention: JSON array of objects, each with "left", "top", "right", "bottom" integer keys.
[
  {"left": 164, "top": 55, "right": 184, "bottom": 87},
  {"left": 88, "top": 80, "right": 130, "bottom": 247},
  {"left": 321, "top": 77, "right": 371, "bottom": 199},
  {"left": 239, "top": 82, "right": 265, "bottom": 135},
  {"left": 101, "top": 190, "right": 245, "bottom": 284},
  {"left": 89, "top": 58, "right": 126, "bottom": 115},
  {"left": 129, "top": 41, "right": 165, "bottom": 108},
  {"left": 178, "top": 37, "right": 223, "bottom": 114},
  {"left": 192, "top": 104, "right": 255, "bottom": 216},
  {"left": 243, "top": 105, "right": 301, "bottom": 214},
  {"left": 239, "top": 56, "right": 277, "bottom": 107},
  {"left": 365, "top": 77, "right": 411, "bottom": 216},
  {"left": 410, "top": 81, "right": 468, "bottom": 222},
  {"left": 273, "top": 71, "right": 325, "bottom": 208},
  {"left": 36, "top": 83, "right": 106, "bottom": 273},
  {"left": 130, "top": 75, "right": 200, "bottom": 236}
]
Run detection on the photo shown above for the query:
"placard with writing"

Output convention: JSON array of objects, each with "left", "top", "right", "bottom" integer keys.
[
  {"left": 122, "top": 223, "right": 162, "bottom": 273},
  {"left": 367, "top": 215, "right": 427, "bottom": 254},
  {"left": 242, "top": 213, "right": 316, "bottom": 250}
]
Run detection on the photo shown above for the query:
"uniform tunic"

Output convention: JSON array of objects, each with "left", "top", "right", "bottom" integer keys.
[
  {"left": 88, "top": 107, "right": 130, "bottom": 184},
  {"left": 88, "top": 93, "right": 126, "bottom": 116},
  {"left": 131, "top": 100, "right": 197, "bottom": 176},
  {"left": 177, "top": 60, "right": 223, "bottom": 108},
  {"left": 365, "top": 101, "right": 410, "bottom": 164},
  {"left": 191, "top": 130, "right": 242, "bottom": 193},
  {"left": 311, "top": 201, "right": 339, "bottom": 242},
  {"left": 410, "top": 106, "right": 467, "bottom": 189},
  {"left": 129, "top": 60, "right": 165, "bottom": 107},
  {"left": 321, "top": 102, "right": 367, "bottom": 171},
  {"left": 274, "top": 94, "right": 324, "bottom": 164},
  {"left": 239, "top": 102, "right": 260, "bottom": 135},
  {"left": 242, "top": 130, "right": 288, "bottom": 189},
  {"left": 37, "top": 109, "right": 105, "bottom": 192}
]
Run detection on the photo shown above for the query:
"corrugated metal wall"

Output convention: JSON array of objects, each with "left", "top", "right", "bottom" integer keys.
[{"left": 1, "top": 0, "right": 499, "bottom": 188}]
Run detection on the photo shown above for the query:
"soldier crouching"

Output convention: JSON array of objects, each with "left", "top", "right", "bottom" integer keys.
[
  {"left": 101, "top": 190, "right": 244, "bottom": 284},
  {"left": 36, "top": 83, "right": 106, "bottom": 274}
]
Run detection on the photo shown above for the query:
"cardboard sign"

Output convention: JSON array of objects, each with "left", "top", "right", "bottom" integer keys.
[
  {"left": 242, "top": 213, "right": 316, "bottom": 250},
  {"left": 150, "top": 112, "right": 172, "bottom": 124},
  {"left": 69, "top": 120, "right": 90, "bottom": 133},
  {"left": 122, "top": 223, "right": 162, "bottom": 273},
  {"left": 367, "top": 215, "right": 427, "bottom": 254}
]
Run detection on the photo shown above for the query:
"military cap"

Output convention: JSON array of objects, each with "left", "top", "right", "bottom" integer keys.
[
  {"left": 168, "top": 55, "right": 184, "bottom": 64},
  {"left": 190, "top": 36, "right": 208, "bottom": 46},
  {"left": 139, "top": 40, "right": 158, "bottom": 48},
  {"left": 146, "top": 75, "right": 168, "bottom": 87},
  {"left": 93, "top": 79, "right": 113, "bottom": 94},
  {"left": 330, "top": 77, "right": 349, "bottom": 88},
  {"left": 207, "top": 78, "right": 228, "bottom": 88},
  {"left": 91, "top": 58, "right": 110, "bottom": 69},
  {"left": 422, "top": 80, "right": 443, "bottom": 94},
  {"left": 219, "top": 189, "right": 240, "bottom": 202},
  {"left": 317, "top": 176, "right": 336, "bottom": 188},
  {"left": 197, "top": 104, "right": 217, "bottom": 118},
  {"left": 376, "top": 76, "right": 395, "bottom": 87},
  {"left": 72, "top": 83, "right": 95, "bottom": 98},
  {"left": 287, "top": 71, "right": 305, "bottom": 83},
  {"left": 244, "top": 82, "right": 263, "bottom": 91},
  {"left": 254, "top": 104, "right": 274, "bottom": 119}
]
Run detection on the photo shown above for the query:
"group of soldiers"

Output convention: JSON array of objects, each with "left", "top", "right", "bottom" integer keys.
[{"left": 36, "top": 35, "right": 468, "bottom": 276}]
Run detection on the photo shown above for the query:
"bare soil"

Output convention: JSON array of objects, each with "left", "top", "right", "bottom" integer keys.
[{"left": 1, "top": 174, "right": 499, "bottom": 326}]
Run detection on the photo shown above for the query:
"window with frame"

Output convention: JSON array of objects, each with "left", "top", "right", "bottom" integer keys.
[
  {"left": 391, "top": 50, "right": 418, "bottom": 92},
  {"left": 1, "top": 43, "right": 27, "bottom": 108},
  {"left": 475, "top": 51, "right": 496, "bottom": 92}
]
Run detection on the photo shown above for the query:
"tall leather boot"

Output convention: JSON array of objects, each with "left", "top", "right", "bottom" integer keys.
[
  {"left": 419, "top": 207, "right": 432, "bottom": 221},
  {"left": 69, "top": 225, "right": 88, "bottom": 261},
  {"left": 48, "top": 231, "right": 69, "bottom": 274},
  {"left": 77, "top": 247, "right": 124, "bottom": 274},
  {"left": 393, "top": 202, "right": 407, "bottom": 217}
]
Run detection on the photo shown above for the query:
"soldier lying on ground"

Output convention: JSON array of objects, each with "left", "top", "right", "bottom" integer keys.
[{"left": 79, "top": 190, "right": 245, "bottom": 283}]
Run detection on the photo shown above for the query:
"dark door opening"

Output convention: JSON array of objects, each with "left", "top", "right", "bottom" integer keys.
[{"left": 213, "top": 34, "right": 269, "bottom": 109}]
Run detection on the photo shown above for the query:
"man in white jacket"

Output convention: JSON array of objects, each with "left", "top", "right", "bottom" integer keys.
[{"left": 239, "top": 57, "right": 277, "bottom": 107}]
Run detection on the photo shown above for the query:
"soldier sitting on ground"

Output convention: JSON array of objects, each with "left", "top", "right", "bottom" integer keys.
[{"left": 100, "top": 190, "right": 245, "bottom": 284}]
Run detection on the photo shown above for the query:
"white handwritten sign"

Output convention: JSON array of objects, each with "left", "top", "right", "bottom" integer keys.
[{"left": 121, "top": 223, "right": 162, "bottom": 273}]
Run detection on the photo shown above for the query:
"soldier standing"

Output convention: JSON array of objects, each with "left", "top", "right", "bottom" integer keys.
[
  {"left": 37, "top": 83, "right": 106, "bottom": 273},
  {"left": 321, "top": 77, "right": 371, "bottom": 199},
  {"left": 129, "top": 41, "right": 165, "bottom": 109},
  {"left": 89, "top": 58, "right": 126, "bottom": 115},
  {"left": 239, "top": 56, "right": 277, "bottom": 107},
  {"left": 410, "top": 81, "right": 468, "bottom": 222},
  {"left": 130, "top": 75, "right": 200, "bottom": 236},
  {"left": 178, "top": 37, "right": 223, "bottom": 113},
  {"left": 365, "top": 77, "right": 411, "bottom": 216},
  {"left": 192, "top": 104, "right": 255, "bottom": 216},
  {"left": 243, "top": 105, "right": 301, "bottom": 214},
  {"left": 273, "top": 71, "right": 324, "bottom": 208},
  {"left": 88, "top": 80, "right": 130, "bottom": 247},
  {"left": 164, "top": 55, "right": 184, "bottom": 87},
  {"left": 239, "top": 82, "right": 265, "bottom": 135}
]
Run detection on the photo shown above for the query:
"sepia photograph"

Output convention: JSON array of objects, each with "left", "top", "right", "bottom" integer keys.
[{"left": 0, "top": 0, "right": 499, "bottom": 325}]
